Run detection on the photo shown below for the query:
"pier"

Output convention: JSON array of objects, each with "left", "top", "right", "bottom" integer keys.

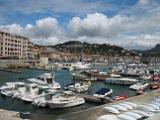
[
  {"left": 0, "top": 68, "right": 22, "bottom": 73},
  {"left": 53, "top": 89, "right": 160, "bottom": 120},
  {"left": 0, "top": 109, "right": 22, "bottom": 120}
]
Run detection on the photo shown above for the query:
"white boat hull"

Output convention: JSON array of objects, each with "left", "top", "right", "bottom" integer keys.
[{"left": 48, "top": 98, "right": 85, "bottom": 108}]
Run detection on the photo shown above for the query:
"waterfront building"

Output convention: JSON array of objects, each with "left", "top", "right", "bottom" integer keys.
[{"left": 0, "top": 30, "right": 34, "bottom": 67}]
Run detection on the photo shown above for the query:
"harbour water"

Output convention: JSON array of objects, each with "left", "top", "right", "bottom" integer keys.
[{"left": 0, "top": 67, "right": 136, "bottom": 116}]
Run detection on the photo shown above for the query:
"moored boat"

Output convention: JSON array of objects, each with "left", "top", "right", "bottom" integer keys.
[{"left": 94, "top": 88, "right": 113, "bottom": 98}]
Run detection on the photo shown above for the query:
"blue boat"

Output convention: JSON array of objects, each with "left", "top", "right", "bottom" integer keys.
[{"left": 94, "top": 88, "right": 113, "bottom": 98}]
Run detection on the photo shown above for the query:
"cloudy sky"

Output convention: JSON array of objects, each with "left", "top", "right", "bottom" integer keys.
[{"left": 0, "top": 0, "right": 160, "bottom": 50}]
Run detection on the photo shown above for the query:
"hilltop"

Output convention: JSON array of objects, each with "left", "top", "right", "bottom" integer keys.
[
  {"left": 134, "top": 44, "right": 160, "bottom": 56},
  {"left": 48, "top": 41, "right": 138, "bottom": 56}
]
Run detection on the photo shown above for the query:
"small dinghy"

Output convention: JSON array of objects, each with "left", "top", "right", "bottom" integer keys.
[
  {"left": 110, "top": 105, "right": 128, "bottom": 111},
  {"left": 118, "top": 103, "right": 133, "bottom": 110},
  {"left": 117, "top": 114, "right": 135, "bottom": 120},
  {"left": 124, "top": 111, "right": 142, "bottom": 119},
  {"left": 94, "top": 88, "right": 113, "bottom": 98},
  {"left": 103, "top": 106, "right": 120, "bottom": 114},
  {"left": 123, "top": 102, "right": 137, "bottom": 108},
  {"left": 97, "top": 115, "right": 118, "bottom": 120}
]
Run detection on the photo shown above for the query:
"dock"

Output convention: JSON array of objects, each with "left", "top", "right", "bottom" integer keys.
[
  {"left": 0, "top": 68, "right": 22, "bottom": 73},
  {"left": 53, "top": 89, "right": 160, "bottom": 120},
  {"left": 0, "top": 109, "right": 23, "bottom": 120},
  {"left": 75, "top": 93, "right": 114, "bottom": 103}
]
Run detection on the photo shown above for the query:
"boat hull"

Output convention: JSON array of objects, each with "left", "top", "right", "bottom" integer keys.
[{"left": 48, "top": 98, "right": 85, "bottom": 108}]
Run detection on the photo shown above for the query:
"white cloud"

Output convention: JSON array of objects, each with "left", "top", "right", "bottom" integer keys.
[
  {"left": 0, "top": 17, "right": 64, "bottom": 45},
  {"left": 0, "top": 1, "right": 160, "bottom": 50}
]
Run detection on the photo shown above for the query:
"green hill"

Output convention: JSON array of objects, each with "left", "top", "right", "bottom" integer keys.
[{"left": 49, "top": 41, "right": 138, "bottom": 56}]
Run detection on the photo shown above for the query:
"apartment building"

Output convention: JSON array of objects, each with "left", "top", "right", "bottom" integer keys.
[{"left": 0, "top": 31, "right": 34, "bottom": 67}]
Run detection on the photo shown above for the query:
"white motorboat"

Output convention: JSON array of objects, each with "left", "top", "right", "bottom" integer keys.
[
  {"left": 47, "top": 91, "right": 85, "bottom": 108},
  {"left": 1, "top": 88, "right": 16, "bottom": 97},
  {"left": 103, "top": 106, "right": 120, "bottom": 114},
  {"left": 71, "top": 62, "right": 90, "bottom": 70},
  {"left": 0, "top": 82, "right": 26, "bottom": 97},
  {"left": 117, "top": 114, "right": 136, "bottom": 120},
  {"left": 118, "top": 103, "right": 133, "bottom": 110},
  {"left": 0, "top": 82, "right": 25, "bottom": 90},
  {"left": 32, "top": 88, "right": 57, "bottom": 107},
  {"left": 129, "top": 83, "right": 149, "bottom": 90},
  {"left": 20, "top": 84, "right": 39, "bottom": 102},
  {"left": 124, "top": 111, "right": 142, "bottom": 119},
  {"left": 65, "top": 82, "right": 91, "bottom": 93},
  {"left": 12, "top": 83, "right": 27, "bottom": 99},
  {"left": 97, "top": 115, "right": 118, "bottom": 120},
  {"left": 110, "top": 105, "right": 127, "bottom": 111},
  {"left": 32, "top": 96, "right": 47, "bottom": 107},
  {"left": 105, "top": 77, "right": 138, "bottom": 85},
  {"left": 94, "top": 88, "right": 113, "bottom": 98},
  {"left": 28, "top": 73, "right": 61, "bottom": 89}
]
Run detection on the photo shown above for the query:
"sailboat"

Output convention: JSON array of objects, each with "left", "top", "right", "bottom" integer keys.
[{"left": 65, "top": 44, "right": 91, "bottom": 93}]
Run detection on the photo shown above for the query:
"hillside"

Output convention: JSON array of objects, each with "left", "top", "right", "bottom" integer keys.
[
  {"left": 49, "top": 41, "right": 138, "bottom": 56},
  {"left": 145, "top": 44, "right": 160, "bottom": 55}
]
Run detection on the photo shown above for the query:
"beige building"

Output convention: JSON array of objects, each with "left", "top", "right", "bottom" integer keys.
[{"left": 0, "top": 31, "right": 34, "bottom": 67}]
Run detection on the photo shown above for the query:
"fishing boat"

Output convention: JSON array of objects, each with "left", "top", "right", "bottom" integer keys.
[
  {"left": 93, "top": 88, "right": 113, "bottom": 98},
  {"left": 103, "top": 106, "right": 120, "bottom": 114},
  {"left": 129, "top": 83, "right": 149, "bottom": 90},
  {"left": 65, "top": 82, "right": 91, "bottom": 93},
  {"left": 47, "top": 91, "right": 85, "bottom": 108}
]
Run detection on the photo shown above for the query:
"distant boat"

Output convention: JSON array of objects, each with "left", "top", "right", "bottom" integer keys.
[
  {"left": 113, "top": 95, "right": 128, "bottom": 101},
  {"left": 129, "top": 83, "right": 149, "bottom": 90},
  {"left": 65, "top": 82, "right": 91, "bottom": 93},
  {"left": 94, "top": 88, "right": 113, "bottom": 98}
]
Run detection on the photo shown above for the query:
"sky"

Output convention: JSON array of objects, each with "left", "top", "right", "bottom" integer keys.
[{"left": 0, "top": 0, "right": 160, "bottom": 50}]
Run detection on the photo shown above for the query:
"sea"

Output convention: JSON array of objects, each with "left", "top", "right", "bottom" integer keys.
[{"left": 0, "top": 64, "right": 136, "bottom": 119}]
